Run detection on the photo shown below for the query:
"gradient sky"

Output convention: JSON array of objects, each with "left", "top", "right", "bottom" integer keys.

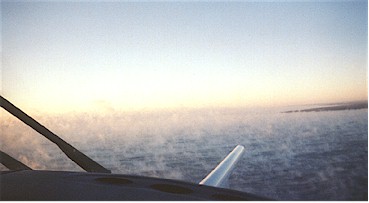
[{"left": 1, "top": 1, "right": 368, "bottom": 113}]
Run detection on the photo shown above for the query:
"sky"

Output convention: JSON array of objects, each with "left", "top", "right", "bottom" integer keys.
[{"left": 1, "top": 1, "right": 368, "bottom": 114}]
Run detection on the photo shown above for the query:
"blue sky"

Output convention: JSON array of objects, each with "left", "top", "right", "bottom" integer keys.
[{"left": 1, "top": 1, "right": 367, "bottom": 113}]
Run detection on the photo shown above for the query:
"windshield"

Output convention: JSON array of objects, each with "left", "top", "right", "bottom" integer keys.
[{"left": 1, "top": 1, "right": 367, "bottom": 200}]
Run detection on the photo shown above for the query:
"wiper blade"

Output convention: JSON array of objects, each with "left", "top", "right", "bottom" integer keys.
[
  {"left": 0, "top": 96, "right": 111, "bottom": 173},
  {"left": 0, "top": 150, "right": 32, "bottom": 171}
]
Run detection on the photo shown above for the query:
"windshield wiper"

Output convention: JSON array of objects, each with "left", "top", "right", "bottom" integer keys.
[
  {"left": 0, "top": 150, "right": 32, "bottom": 171},
  {"left": 0, "top": 95, "right": 111, "bottom": 173}
]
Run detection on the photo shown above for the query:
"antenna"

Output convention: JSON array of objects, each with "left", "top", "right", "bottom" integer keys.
[{"left": 0, "top": 95, "right": 111, "bottom": 173}]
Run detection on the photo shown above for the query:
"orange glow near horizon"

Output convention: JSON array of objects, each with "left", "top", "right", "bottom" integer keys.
[{"left": 2, "top": 76, "right": 367, "bottom": 115}]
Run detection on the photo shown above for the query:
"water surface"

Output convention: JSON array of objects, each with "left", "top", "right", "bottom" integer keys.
[{"left": 1, "top": 106, "right": 367, "bottom": 200}]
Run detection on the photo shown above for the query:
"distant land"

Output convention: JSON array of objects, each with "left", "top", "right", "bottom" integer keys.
[{"left": 282, "top": 101, "right": 368, "bottom": 113}]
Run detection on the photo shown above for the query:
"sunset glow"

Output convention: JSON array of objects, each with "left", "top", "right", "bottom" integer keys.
[{"left": 1, "top": 1, "right": 367, "bottom": 114}]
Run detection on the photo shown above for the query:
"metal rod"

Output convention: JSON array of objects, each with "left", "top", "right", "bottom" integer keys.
[
  {"left": 0, "top": 150, "right": 32, "bottom": 171},
  {"left": 0, "top": 95, "right": 111, "bottom": 173},
  {"left": 199, "top": 145, "right": 245, "bottom": 188}
]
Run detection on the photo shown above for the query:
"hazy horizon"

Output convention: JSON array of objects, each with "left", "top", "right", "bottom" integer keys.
[{"left": 1, "top": 98, "right": 367, "bottom": 200}]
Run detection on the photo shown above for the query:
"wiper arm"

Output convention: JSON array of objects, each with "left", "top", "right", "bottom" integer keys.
[
  {"left": 0, "top": 150, "right": 32, "bottom": 171},
  {"left": 0, "top": 96, "right": 111, "bottom": 173}
]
